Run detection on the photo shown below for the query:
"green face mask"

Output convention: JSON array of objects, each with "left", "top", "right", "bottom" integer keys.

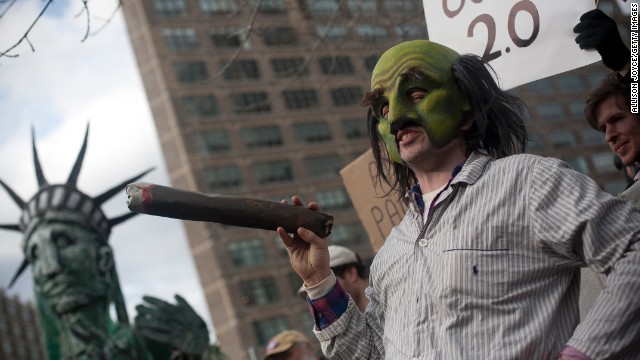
[{"left": 370, "top": 40, "right": 471, "bottom": 164}]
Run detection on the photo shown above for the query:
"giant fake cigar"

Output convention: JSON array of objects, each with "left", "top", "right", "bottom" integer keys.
[{"left": 126, "top": 182, "right": 334, "bottom": 237}]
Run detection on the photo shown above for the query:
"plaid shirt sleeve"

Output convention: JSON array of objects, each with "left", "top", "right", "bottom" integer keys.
[{"left": 307, "top": 281, "right": 349, "bottom": 330}]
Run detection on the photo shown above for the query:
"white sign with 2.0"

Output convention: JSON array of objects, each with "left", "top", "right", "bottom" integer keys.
[{"left": 423, "top": 0, "right": 601, "bottom": 90}]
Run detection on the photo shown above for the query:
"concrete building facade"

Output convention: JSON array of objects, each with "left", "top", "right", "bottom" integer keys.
[{"left": 0, "top": 290, "right": 44, "bottom": 360}]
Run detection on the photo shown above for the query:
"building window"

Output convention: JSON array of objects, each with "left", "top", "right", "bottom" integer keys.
[
  {"left": 315, "top": 25, "right": 348, "bottom": 40},
  {"left": 527, "top": 133, "right": 544, "bottom": 152},
  {"left": 331, "top": 86, "right": 363, "bottom": 106},
  {"left": 205, "top": 165, "right": 242, "bottom": 189},
  {"left": 299, "top": 310, "right": 316, "bottom": 340},
  {"left": 288, "top": 271, "right": 302, "bottom": 295},
  {"left": 263, "top": 27, "right": 298, "bottom": 45},
  {"left": 173, "top": 62, "right": 209, "bottom": 83},
  {"left": 293, "top": 121, "right": 332, "bottom": 143},
  {"left": 556, "top": 75, "right": 583, "bottom": 93},
  {"left": 161, "top": 28, "right": 198, "bottom": 50},
  {"left": 569, "top": 101, "right": 586, "bottom": 118},
  {"left": 226, "top": 238, "right": 267, "bottom": 267},
  {"left": 384, "top": 0, "right": 415, "bottom": 12},
  {"left": 330, "top": 222, "right": 367, "bottom": 246},
  {"left": 580, "top": 127, "right": 603, "bottom": 146},
  {"left": 282, "top": 89, "right": 319, "bottom": 109},
  {"left": 356, "top": 24, "right": 388, "bottom": 41},
  {"left": 250, "top": 0, "right": 286, "bottom": 12},
  {"left": 549, "top": 130, "right": 577, "bottom": 149},
  {"left": 231, "top": 92, "right": 271, "bottom": 113},
  {"left": 536, "top": 103, "right": 564, "bottom": 121},
  {"left": 587, "top": 72, "right": 605, "bottom": 89},
  {"left": 242, "top": 125, "right": 283, "bottom": 148},
  {"left": 178, "top": 95, "right": 219, "bottom": 120},
  {"left": 364, "top": 55, "right": 379, "bottom": 72},
  {"left": 223, "top": 59, "right": 261, "bottom": 80},
  {"left": 199, "top": 0, "right": 238, "bottom": 14},
  {"left": 271, "top": 57, "right": 309, "bottom": 77},
  {"left": 2, "top": 338, "right": 12, "bottom": 353},
  {"left": 315, "top": 188, "right": 351, "bottom": 210},
  {"left": 395, "top": 24, "right": 426, "bottom": 40},
  {"left": 306, "top": 0, "right": 339, "bottom": 16},
  {"left": 193, "top": 130, "right": 231, "bottom": 154},
  {"left": 253, "top": 316, "right": 289, "bottom": 345},
  {"left": 153, "top": 0, "right": 187, "bottom": 16},
  {"left": 240, "top": 277, "right": 279, "bottom": 306},
  {"left": 209, "top": 28, "right": 252, "bottom": 49},
  {"left": 603, "top": 179, "right": 627, "bottom": 194},
  {"left": 347, "top": 0, "right": 377, "bottom": 14},
  {"left": 253, "top": 160, "right": 293, "bottom": 184},
  {"left": 565, "top": 156, "right": 590, "bottom": 174},
  {"left": 528, "top": 78, "right": 553, "bottom": 94},
  {"left": 319, "top": 56, "right": 355, "bottom": 75},
  {"left": 304, "top": 154, "right": 343, "bottom": 178},
  {"left": 272, "top": 233, "right": 288, "bottom": 255},
  {"left": 341, "top": 118, "right": 367, "bottom": 139},
  {"left": 592, "top": 152, "right": 617, "bottom": 174}
]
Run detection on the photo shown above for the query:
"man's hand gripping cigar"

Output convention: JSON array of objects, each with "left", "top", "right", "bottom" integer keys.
[{"left": 277, "top": 196, "right": 332, "bottom": 288}]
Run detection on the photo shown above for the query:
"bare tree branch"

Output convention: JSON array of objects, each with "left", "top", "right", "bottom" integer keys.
[
  {"left": 209, "top": 0, "right": 262, "bottom": 80},
  {"left": 74, "top": 0, "right": 91, "bottom": 42},
  {"left": 0, "top": 0, "right": 17, "bottom": 21},
  {"left": 1, "top": 0, "right": 126, "bottom": 58},
  {"left": 0, "top": 0, "right": 53, "bottom": 58},
  {"left": 89, "top": 0, "right": 123, "bottom": 38}
]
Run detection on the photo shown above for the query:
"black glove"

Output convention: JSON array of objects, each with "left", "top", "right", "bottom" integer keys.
[{"left": 574, "top": 9, "right": 630, "bottom": 72}]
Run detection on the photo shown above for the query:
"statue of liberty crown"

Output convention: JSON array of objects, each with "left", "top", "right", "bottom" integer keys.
[{"left": 0, "top": 125, "right": 152, "bottom": 288}]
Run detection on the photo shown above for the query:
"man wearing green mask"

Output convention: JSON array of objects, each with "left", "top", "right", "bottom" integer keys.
[{"left": 277, "top": 40, "right": 640, "bottom": 359}]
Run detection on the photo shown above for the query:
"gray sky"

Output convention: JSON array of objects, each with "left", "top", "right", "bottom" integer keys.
[{"left": 0, "top": 0, "right": 215, "bottom": 341}]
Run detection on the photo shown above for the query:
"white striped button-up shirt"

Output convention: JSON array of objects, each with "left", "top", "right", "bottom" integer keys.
[{"left": 315, "top": 152, "right": 640, "bottom": 359}]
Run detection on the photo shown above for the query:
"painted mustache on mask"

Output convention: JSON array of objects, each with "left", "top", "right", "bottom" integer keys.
[{"left": 390, "top": 118, "right": 421, "bottom": 136}]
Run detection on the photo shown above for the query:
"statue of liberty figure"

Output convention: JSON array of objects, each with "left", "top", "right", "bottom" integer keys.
[{"left": 1, "top": 126, "right": 225, "bottom": 360}]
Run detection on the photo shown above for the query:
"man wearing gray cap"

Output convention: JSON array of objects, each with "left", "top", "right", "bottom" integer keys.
[{"left": 298, "top": 245, "right": 369, "bottom": 312}]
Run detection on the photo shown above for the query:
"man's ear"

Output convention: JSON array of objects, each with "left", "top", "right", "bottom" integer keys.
[
  {"left": 461, "top": 115, "right": 474, "bottom": 131},
  {"left": 97, "top": 246, "right": 114, "bottom": 274},
  {"left": 345, "top": 266, "right": 359, "bottom": 283}
]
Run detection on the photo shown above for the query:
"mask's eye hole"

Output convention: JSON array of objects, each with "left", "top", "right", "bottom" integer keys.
[
  {"left": 407, "top": 88, "right": 427, "bottom": 103},
  {"left": 380, "top": 102, "right": 389, "bottom": 119}
]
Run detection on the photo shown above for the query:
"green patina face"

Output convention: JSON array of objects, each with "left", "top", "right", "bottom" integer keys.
[
  {"left": 370, "top": 40, "right": 471, "bottom": 164},
  {"left": 25, "top": 211, "right": 111, "bottom": 314}
]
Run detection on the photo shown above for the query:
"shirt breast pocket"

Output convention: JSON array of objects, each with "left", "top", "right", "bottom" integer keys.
[{"left": 438, "top": 226, "right": 511, "bottom": 300}]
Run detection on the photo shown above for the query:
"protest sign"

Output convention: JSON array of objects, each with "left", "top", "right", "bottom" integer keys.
[
  {"left": 340, "top": 150, "right": 408, "bottom": 252},
  {"left": 423, "top": 0, "right": 601, "bottom": 89}
]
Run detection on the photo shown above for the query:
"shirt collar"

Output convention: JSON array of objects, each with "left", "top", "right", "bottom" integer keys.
[
  {"left": 406, "top": 157, "right": 470, "bottom": 211},
  {"left": 450, "top": 151, "right": 493, "bottom": 186}
]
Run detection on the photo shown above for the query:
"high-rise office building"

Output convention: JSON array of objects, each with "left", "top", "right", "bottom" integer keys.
[
  {"left": 120, "top": 0, "right": 627, "bottom": 358},
  {"left": 0, "top": 290, "right": 44, "bottom": 360}
]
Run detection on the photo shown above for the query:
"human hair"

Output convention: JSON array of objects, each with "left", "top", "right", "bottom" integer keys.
[
  {"left": 331, "top": 255, "right": 369, "bottom": 280},
  {"left": 366, "top": 54, "right": 528, "bottom": 199},
  {"left": 585, "top": 73, "right": 630, "bottom": 130}
]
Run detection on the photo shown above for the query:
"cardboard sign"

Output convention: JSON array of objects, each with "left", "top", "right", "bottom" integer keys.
[
  {"left": 340, "top": 150, "right": 408, "bottom": 252},
  {"left": 423, "top": 0, "right": 601, "bottom": 89}
]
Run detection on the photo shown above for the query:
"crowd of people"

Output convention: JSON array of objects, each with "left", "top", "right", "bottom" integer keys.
[{"left": 269, "top": 7, "right": 640, "bottom": 360}]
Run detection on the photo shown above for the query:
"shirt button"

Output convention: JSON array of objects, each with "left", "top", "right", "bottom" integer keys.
[{"left": 418, "top": 238, "right": 428, "bottom": 247}]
